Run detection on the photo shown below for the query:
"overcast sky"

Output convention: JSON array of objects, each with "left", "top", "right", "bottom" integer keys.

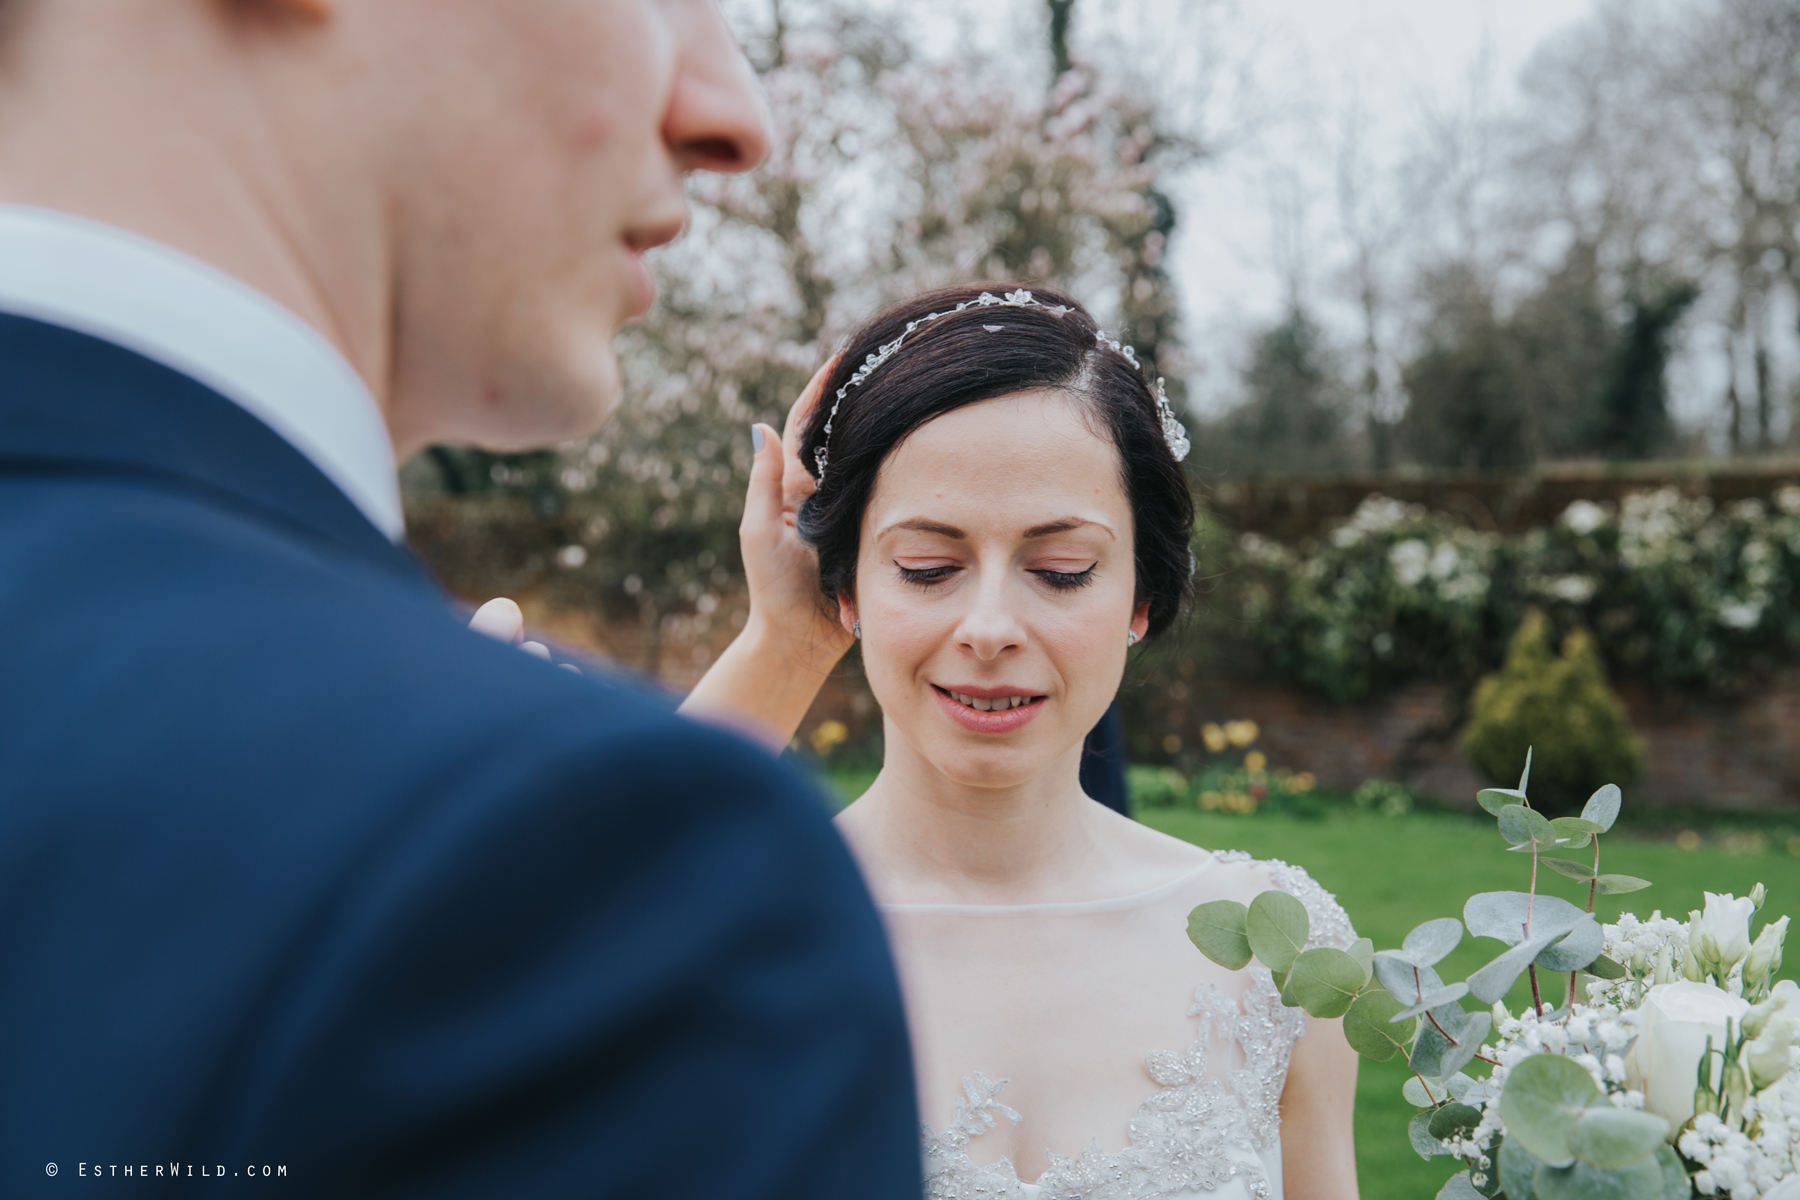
[{"left": 1156, "top": 0, "right": 1601, "bottom": 412}]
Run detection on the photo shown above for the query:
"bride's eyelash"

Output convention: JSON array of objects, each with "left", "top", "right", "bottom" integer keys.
[
  {"left": 896, "top": 564, "right": 957, "bottom": 587},
  {"left": 1036, "top": 565, "right": 1097, "bottom": 591},
  {"left": 894, "top": 564, "right": 1098, "bottom": 590}
]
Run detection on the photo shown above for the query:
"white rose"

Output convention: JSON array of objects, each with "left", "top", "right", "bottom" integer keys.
[{"left": 1626, "top": 981, "right": 1752, "bottom": 1135}]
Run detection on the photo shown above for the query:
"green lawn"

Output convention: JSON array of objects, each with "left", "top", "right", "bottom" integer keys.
[{"left": 822, "top": 768, "right": 1800, "bottom": 1199}]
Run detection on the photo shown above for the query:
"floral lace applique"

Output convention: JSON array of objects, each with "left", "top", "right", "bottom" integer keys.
[{"left": 920, "top": 857, "right": 1353, "bottom": 1200}]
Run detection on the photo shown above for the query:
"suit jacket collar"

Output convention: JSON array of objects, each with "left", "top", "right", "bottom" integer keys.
[
  {"left": 0, "top": 313, "right": 433, "bottom": 590},
  {"left": 0, "top": 204, "right": 404, "bottom": 539}
]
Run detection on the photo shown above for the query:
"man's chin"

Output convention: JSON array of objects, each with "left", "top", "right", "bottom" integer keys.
[{"left": 495, "top": 349, "right": 624, "bottom": 448}]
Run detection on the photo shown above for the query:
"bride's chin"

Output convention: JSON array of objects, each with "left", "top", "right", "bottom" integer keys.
[{"left": 918, "top": 746, "right": 1056, "bottom": 793}]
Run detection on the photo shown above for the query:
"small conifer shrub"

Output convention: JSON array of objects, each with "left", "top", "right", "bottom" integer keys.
[{"left": 1463, "top": 608, "right": 1643, "bottom": 814}]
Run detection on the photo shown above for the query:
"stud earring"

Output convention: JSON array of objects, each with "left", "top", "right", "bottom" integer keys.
[
  {"left": 851, "top": 621, "right": 862, "bottom": 639},
  {"left": 1127, "top": 630, "right": 1140, "bottom": 647}
]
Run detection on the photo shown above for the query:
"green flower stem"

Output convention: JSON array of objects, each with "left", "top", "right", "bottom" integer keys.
[
  {"left": 1525, "top": 822, "right": 1548, "bottom": 1017},
  {"left": 1586, "top": 836, "right": 1601, "bottom": 914},
  {"left": 1572, "top": 834, "right": 1603, "bottom": 1006}
]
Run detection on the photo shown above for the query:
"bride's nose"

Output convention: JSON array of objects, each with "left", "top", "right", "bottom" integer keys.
[{"left": 953, "top": 571, "right": 1027, "bottom": 661}]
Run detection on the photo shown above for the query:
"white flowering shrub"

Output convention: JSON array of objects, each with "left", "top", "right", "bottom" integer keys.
[{"left": 1229, "top": 487, "right": 1800, "bottom": 701}]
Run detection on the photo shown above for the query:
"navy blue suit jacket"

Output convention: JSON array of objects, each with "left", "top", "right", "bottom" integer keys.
[{"left": 0, "top": 314, "right": 919, "bottom": 1197}]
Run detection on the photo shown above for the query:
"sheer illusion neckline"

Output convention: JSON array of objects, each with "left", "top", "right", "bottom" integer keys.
[{"left": 875, "top": 858, "right": 1216, "bottom": 917}]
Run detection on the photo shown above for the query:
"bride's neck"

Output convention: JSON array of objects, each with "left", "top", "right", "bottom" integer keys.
[{"left": 836, "top": 722, "right": 1106, "bottom": 905}]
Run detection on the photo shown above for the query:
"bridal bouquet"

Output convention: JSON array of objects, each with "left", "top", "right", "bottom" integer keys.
[{"left": 1187, "top": 752, "right": 1799, "bottom": 1199}]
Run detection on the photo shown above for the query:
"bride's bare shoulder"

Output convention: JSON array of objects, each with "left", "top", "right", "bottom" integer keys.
[{"left": 1090, "top": 803, "right": 1279, "bottom": 903}]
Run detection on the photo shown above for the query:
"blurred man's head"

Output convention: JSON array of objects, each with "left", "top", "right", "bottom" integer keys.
[{"left": 0, "top": 0, "right": 770, "bottom": 457}]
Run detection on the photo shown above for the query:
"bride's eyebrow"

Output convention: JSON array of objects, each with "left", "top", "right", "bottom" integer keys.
[
  {"left": 881, "top": 518, "right": 966, "bottom": 539},
  {"left": 1024, "top": 518, "right": 1114, "bottom": 540}
]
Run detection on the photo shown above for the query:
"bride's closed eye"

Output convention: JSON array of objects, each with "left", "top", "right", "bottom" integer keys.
[
  {"left": 1034, "top": 564, "right": 1097, "bottom": 590},
  {"left": 895, "top": 563, "right": 958, "bottom": 587}
]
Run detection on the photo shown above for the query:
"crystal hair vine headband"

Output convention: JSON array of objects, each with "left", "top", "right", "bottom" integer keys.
[{"left": 812, "top": 289, "right": 1191, "bottom": 482}]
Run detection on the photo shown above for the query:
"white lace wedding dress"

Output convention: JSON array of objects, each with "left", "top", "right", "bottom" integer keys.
[{"left": 879, "top": 851, "right": 1355, "bottom": 1200}]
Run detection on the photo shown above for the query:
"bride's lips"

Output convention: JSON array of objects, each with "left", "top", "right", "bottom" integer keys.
[{"left": 932, "top": 685, "right": 1047, "bottom": 734}]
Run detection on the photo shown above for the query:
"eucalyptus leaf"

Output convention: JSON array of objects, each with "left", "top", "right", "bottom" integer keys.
[
  {"left": 1466, "top": 931, "right": 1569, "bottom": 1004},
  {"left": 1581, "top": 783, "right": 1621, "bottom": 833},
  {"left": 1403, "top": 918, "right": 1465, "bottom": 967},
  {"left": 1284, "top": 947, "right": 1366, "bottom": 1018},
  {"left": 1498, "top": 804, "right": 1555, "bottom": 849},
  {"left": 1428, "top": 1102, "right": 1483, "bottom": 1142},
  {"left": 1348, "top": 936, "right": 1374, "bottom": 986},
  {"left": 1393, "top": 982, "right": 1471, "bottom": 1021},
  {"left": 1436, "top": 1171, "right": 1485, "bottom": 1200},
  {"left": 1270, "top": 967, "right": 1288, "bottom": 995},
  {"left": 1586, "top": 954, "right": 1628, "bottom": 981},
  {"left": 1499, "top": 1053, "right": 1601, "bottom": 1167},
  {"left": 1444, "top": 1071, "right": 1479, "bottom": 1103},
  {"left": 1498, "top": 1138, "right": 1542, "bottom": 1200},
  {"left": 1477, "top": 788, "right": 1525, "bottom": 815},
  {"left": 1536, "top": 915, "right": 1605, "bottom": 972},
  {"left": 1246, "top": 890, "right": 1310, "bottom": 973},
  {"left": 1653, "top": 1144, "right": 1689, "bottom": 1200},
  {"left": 1548, "top": 817, "right": 1599, "bottom": 849},
  {"left": 1532, "top": 1156, "right": 1667, "bottom": 1200},
  {"left": 1542, "top": 857, "right": 1596, "bottom": 882},
  {"left": 1409, "top": 1110, "right": 1448, "bottom": 1161},
  {"left": 1464, "top": 891, "right": 1587, "bottom": 947},
  {"left": 1345, "top": 990, "right": 1416, "bottom": 1062},
  {"left": 1519, "top": 746, "right": 1533, "bottom": 793},
  {"left": 1436, "top": 1011, "right": 1492, "bottom": 1079},
  {"left": 1567, "top": 1107, "right": 1669, "bottom": 1169},
  {"left": 1187, "top": 900, "right": 1253, "bottom": 971},
  {"left": 1373, "top": 951, "right": 1444, "bottom": 1005},
  {"left": 1408, "top": 1002, "right": 1465, "bottom": 1078},
  {"left": 1595, "top": 874, "right": 1652, "bottom": 895},
  {"left": 1403, "top": 1075, "right": 1445, "bottom": 1107}
]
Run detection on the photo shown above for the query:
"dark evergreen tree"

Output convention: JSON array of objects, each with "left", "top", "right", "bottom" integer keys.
[
  {"left": 1204, "top": 306, "right": 1357, "bottom": 477},
  {"left": 1397, "top": 265, "right": 1533, "bottom": 470},
  {"left": 1589, "top": 279, "right": 1698, "bottom": 459}
]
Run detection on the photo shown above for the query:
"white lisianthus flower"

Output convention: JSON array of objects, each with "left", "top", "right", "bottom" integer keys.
[
  {"left": 1691, "top": 893, "right": 1760, "bottom": 979},
  {"left": 1746, "top": 918, "right": 1791, "bottom": 999},
  {"left": 1628, "top": 981, "right": 1753, "bottom": 1135},
  {"left": 1746, "top": 1011, "right": 1800, "bottom": 1093}
]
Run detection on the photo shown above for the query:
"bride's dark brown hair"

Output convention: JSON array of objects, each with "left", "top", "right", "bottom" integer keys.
[{"left": 796, "top": 282, "right": 1196, "bottom": 636}]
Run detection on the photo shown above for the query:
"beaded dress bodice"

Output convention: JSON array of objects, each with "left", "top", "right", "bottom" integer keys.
[{"left": 881, "top": 853, "right": 1355, "bottom": 1200}]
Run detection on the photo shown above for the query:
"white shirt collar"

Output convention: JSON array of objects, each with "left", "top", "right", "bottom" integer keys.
[{"left": 0, "top": 204, "right": 403, "bottom": 541}]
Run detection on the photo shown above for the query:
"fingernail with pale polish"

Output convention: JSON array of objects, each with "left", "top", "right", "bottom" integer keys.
[{"left": 752, "top": 425, "right": 765, "bottom": 452}]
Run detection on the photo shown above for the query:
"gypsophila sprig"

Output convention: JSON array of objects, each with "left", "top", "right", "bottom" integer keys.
[{"left": 1184, "top": 749, "right": 1800, "bottom": 1199}]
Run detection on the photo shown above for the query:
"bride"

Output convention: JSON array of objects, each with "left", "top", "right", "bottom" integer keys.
[{"left": 479, "top": 283, "right": 1360, "bottom": 1199}]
